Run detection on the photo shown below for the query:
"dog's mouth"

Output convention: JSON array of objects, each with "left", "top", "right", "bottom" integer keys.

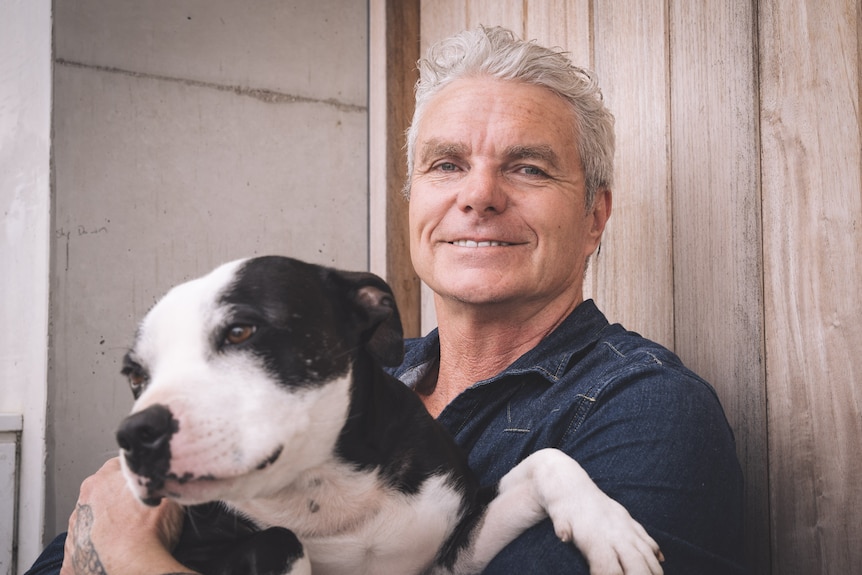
[
  {"left": 254, "top": 444, "right": 284, "bottom": 470},
  {"left": 125, "top": 443, "right": 285, "bottom": 506}
]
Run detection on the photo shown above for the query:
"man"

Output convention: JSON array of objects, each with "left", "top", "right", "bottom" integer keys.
[{"left": 30, "top": 26, "right": 745, "bottom": 574}]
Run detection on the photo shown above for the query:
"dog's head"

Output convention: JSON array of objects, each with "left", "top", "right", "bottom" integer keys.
[{"left": 116, "top": 256, "right": 403, "bottom": 506}]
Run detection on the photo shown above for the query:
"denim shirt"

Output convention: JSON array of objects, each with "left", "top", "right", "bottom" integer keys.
[{"left": 392, "top": 300, "right": 746, "bottom": 574}]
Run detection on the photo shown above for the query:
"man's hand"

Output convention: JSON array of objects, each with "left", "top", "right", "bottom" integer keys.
[{"left": 60, "top": 457, "right": 197, "bottom": 575}]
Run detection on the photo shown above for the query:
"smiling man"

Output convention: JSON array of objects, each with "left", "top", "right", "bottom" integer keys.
[{"left": 390, "top": 26, "right": 747, "bottom": 573}]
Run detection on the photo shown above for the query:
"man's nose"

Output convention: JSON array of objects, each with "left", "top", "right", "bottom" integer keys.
[{"left": 457, "top": 168, "right": 508, "bottom": 214}]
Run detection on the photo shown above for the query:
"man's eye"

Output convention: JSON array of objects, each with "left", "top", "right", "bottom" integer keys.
[
  {"left": 435, "top": 161, "right": 458, "bottom": 172},
  {"left": 520, "top": 165, "right": 546, "bottom": 177},
  {"left": 225, "top": 325, "right": 257, "bottom": 345}
]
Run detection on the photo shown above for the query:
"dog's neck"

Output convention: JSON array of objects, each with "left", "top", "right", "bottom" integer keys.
[
  {"left": 227, "top": 458, "right": 389, "bottom": 537},
  {"left": 225, "top": 352, "right": 475, "bottom": 547}
]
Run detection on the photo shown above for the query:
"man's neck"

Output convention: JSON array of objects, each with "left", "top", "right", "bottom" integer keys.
[{"left": 419, "top": 294, "right": 582, "bottom": 417}]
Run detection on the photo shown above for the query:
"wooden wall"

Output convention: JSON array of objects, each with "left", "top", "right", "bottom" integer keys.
[{"left": 370, "top": 1, "right": 862, "bottom": 574}]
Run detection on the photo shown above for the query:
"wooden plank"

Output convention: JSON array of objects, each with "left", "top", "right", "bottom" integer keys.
[
  {"left": 420, "top": 0, "right": 467, "bottom": 50},
  {"left": 466, "top": 0, "right": 523, "bottom": 32},
  {"left": 525, "top": 0, "right": 591, "bottom": 69},
  {"left": 370, "top": 0, "right": 422, "bottom": 337},
  {"left": 668, "top": 2, "right": 769, "bottom": 573},
  {"left": 591, "top": 0, "right": 674, "bottom": 349},
  {"left": 759, "top": 0, "right": 862, "bottom": 573}
]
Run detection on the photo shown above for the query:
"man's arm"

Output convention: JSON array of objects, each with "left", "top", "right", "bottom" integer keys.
[{"left": 58, "top": 458, "right": 199, "bottom": 575}]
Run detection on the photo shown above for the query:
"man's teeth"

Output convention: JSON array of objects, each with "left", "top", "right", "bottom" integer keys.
[{"left": 451, "top": 240, "right": 511, "bottom": 247}]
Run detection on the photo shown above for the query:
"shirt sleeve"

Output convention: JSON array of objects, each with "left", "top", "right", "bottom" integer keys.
[{"left": 482, "top": 356, "right": 746, "bottom": 574}]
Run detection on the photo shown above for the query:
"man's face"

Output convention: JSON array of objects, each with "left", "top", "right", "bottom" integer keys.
[{"left": 408, "top": 77, "right": 608, "bottom": 313}]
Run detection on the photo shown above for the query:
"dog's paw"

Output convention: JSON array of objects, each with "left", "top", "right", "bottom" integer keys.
[
  {"left": 551, "top": 493, "right": 663, "bottom": 575},
  {"left": 524, "top": 449, "right": 664, "bottom": 575}
]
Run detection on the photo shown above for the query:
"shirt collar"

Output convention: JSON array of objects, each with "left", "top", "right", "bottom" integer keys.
[{"left": 394, "top": 299, "right": 611, "bottom": 389}]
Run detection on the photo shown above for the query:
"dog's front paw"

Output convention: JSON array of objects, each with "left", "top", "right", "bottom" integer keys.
[
  {"left": 523, "top": 449, "right": 664, "bottom": 575},
  {"left": 552, "top": 492, "right": 663, "bottom": 575}
]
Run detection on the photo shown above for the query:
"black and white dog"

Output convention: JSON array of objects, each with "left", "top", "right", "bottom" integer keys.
[{"left": 116, "top": 256, "right": 663, "bottom": 575}]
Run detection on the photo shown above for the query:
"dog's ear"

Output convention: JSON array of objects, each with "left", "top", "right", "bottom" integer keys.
[{"left": 330, "top": 270, "right": 404, "bottom": 366}]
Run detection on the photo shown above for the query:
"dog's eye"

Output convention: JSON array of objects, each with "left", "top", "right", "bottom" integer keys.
[
  {"left": 128, "top": 372, "right": 147, "bottom": 389},
  {"left": 121, "top": 365, "right": 149, "bottom": 396},
  {"left": 225, "top": 324, "right": 257, "bottom": 345}
]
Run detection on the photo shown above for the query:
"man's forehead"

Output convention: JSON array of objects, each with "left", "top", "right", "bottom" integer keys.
[{"left": 413, "top": 77, "right": 581, "bottom": 170}]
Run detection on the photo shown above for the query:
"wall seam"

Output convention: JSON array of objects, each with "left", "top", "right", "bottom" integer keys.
[{"left": 53, "top": 58, "right": 367, "bottom": 113}]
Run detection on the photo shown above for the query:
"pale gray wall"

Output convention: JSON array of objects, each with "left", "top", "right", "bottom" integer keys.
[{"left": 47, "top": 0, "right": 368, "bottom": 538}]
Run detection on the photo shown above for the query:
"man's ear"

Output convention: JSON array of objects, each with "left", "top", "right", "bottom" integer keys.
[
  {"left": 587, "top": 188, "right": 612, "bottom": 253},
  {"left": 330, "top": 270, "right": 405, "bottom": 367}
]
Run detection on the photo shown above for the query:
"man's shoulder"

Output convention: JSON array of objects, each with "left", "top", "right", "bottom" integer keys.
[
  {"left": 578, "top": 325, "right": 722, "bottom": 404},
  {"left": 590, "top": 324, "right": 690, "bottom": 373}
]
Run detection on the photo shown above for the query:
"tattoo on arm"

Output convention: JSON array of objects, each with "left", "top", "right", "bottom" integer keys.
[
  {"left": 70, "top": 504, "right": 108, "bottom": 575},
  {"left": 69, "top": 504, "right": 199, "bottom": 575},
  {"left": 70, "top": 504, "right": 198, "bottom": 575}
]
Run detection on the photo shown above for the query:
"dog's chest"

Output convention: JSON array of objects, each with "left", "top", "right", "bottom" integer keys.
[{"left": 234, "top": 466, "right": 465, "bottom": 575}]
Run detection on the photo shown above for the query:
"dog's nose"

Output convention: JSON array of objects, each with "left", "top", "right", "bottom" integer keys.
[{"left": 116, "top": 404, "right": 177, "bottom": 473}]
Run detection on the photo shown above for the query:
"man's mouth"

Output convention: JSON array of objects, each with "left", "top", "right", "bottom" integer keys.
[{"left": 450, "top": 240, "right": 512, "bottom": 247}]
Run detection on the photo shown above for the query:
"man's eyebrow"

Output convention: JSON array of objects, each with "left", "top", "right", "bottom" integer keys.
[
  {"left": 505, "top": 144, "right": 560, "bottom": 166},
  {"left": 418, "top": 140, "right": 469, "bottom": 165}
]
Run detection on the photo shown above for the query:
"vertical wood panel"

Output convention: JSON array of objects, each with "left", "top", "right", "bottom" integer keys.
[
  {"left": 668, "top": 1, "right": 769, "bottom": 573},
  {"left": 419, "top": 0, "right": 467, "bottom": 50},
  {"left": 466, "top": 0, "right": 524, "bottom": 32},
  {"left": 370, "top": 0, "right": 421, "bottom": 337},
  {"left": 759, "top": 0, "right": 862, "bottom": 573},
  {"left": 592, "top": 0, "right": 674, "bottom": 349},
  {"left": 525, "top": 0, "right": 591, "bottom": 64}
]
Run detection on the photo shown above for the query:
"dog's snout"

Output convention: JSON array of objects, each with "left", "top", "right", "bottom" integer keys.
[{"left": 116, "top": 404, "right": 178, "bottom": 472}]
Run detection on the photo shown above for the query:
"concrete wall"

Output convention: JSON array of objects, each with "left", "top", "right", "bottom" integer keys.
[{"left": 47, "top": 0, "right": 368, "bottom": 542}]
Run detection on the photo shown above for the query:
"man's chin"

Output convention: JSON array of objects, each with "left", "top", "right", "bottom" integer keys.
[{"left": 437, "top": 285, "right": 524, "bottom": 308}]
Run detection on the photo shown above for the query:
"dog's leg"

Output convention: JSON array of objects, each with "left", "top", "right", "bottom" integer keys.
[{"left": 465, "top": 448, "right": 663, "bottom": 575}]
